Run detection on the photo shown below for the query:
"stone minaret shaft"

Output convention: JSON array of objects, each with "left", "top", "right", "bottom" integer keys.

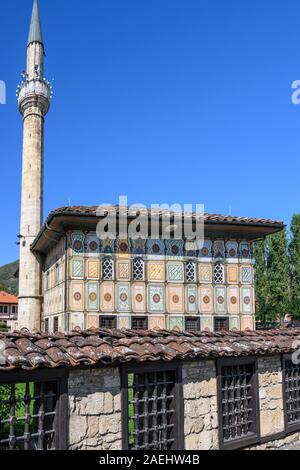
[{"left": 18, "top": 0, "right": 51, "bottom": 331}]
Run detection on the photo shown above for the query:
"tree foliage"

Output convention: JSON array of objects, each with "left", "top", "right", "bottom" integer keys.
[{"left": 289, "top": 214, "right": 300, "bottom": 318}]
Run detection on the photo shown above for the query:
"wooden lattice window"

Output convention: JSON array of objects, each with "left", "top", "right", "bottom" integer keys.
[
  {"left": 185, "top": 317, "right": 200, "bottom": 332},
  {"left": 121, "top": 363, "right": 184, "bottom": 450},
  {"left": 214, "top": 263, "right": 225, "bottom": 284},
  {"left": 99, "top": 316, "right": 117, "bottom": 329},
  {"left": 102, "top": 257, "right": 114, "bottom": 280},
  {"left": 131, "top": 317, "right": 148, "bottom": 330},
  {"left": 214, "top": 317, "right": 229, "bottom": 332},
  {"left": 217, "top": 358, "right": 260, "bottom": 450},
  {"left": 0, "top": 369, "right": 68, "bottom": 451},
  {"left": 185, "top": 261, "right": 196, "bottom": 283},
  {"left": 283, "top": 356, "right": 300, "bottom": 432},
  {"left": 133, "top": 258, "right": 144, "bottom": 281}
]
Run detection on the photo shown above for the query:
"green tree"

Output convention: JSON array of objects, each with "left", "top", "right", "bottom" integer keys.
[{"left": 289, "top": 214, "right": 300, "bottom": 319}]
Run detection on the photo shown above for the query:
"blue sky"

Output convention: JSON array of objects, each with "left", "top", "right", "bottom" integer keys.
[{"left": 0, "top": 0, "right": 300, "bottom": 266}]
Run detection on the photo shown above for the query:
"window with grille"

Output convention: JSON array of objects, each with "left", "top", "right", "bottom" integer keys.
[
  {"left": 217, "top": 359, "right": 259, "bottom": 450},
  {"left": 214, "top": 263, "right": 225, "bottom": 284},
  {"left": 131, "top": 317, "right": 148, "bottom": 330},
  {"left": 185, "top": 261, "right": 196, "bottom": 283},
  {"left": 283, "top": 357, "right": 300, "bottom": 432},
  {"left": 53, "top": 317, "right": 59, "bottom": 333},
  {"left": 185, "top": 317, "right": 200, "bottom": 332},
  {"left": 133, "top": 258, "right": 144, "bottom": 281},
  {"left": 121, "top": 363, "right": 184, "bottom": 450},
  {"left": 99, "top": 316, "right": 117, "bottom": 329},
  {"left": 0, "top": 370, "right": 67, "bottom": 450},
  {"left": 214, "top": 317, "right": 229, "bottom": 332},
  {"left": 44, "top": 318, "right": 49, "bottom": 333},
  {"left": 102, "top": 257, "right": 114, "bottom": 280}
]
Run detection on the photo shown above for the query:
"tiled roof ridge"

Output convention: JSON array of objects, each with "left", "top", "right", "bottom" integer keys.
[
  {"left": 0, "top": 328, "right": 299, "bottom": 371},
  {"left": 47, "top": 205, "right": 284, "bottom": 226}
]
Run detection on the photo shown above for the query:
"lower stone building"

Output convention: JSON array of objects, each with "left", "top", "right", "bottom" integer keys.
[{"left": 1, "top": 328, "right": 300, "bottom": 450}]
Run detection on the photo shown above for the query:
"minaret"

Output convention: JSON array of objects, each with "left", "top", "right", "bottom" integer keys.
[{"left": 17, "top": 0, "right": 51, "bottom": 331}]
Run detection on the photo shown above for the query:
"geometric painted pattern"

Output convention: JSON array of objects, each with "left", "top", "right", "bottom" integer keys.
[
  {"left": 241, "top": 266, "right": 252, "bottom": 284},
  {"left": 167, "top": 263, "right": 184, "bottom": 282}
]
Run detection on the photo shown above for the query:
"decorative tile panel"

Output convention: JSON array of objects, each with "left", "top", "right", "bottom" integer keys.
[
  {"left": 100, "top": 238, "right": 115, "bottom": 254},
  {"left": 213, "top": 240, "right": 225, "bottom": 258},
  {"left": 185, "top": 261, "right": 197, "bottom": 282},
  {"left": 148, "top": 285, "right": 165, "bottom": 313},
  {"left": 86, "top": 259, "right": 99, "bottom": 279},
  {"left": 199, "top": 240, "right": 212, "bottom": 259},
  {"left": 131, "top": 238, "right": 146, "bottom": 255},
  {"left": 199, "top": 286, "right": 213, "bottom": 314},
  {"left": 58, "top": 285, "right": 64, "bottom": 313},
  {"left": 70, "top": 312, "right": 85, "bottom": 330},
  {"left": 118, "top": 316, "right": 130, "bottom": 329},
  {"left": 117, "top": 283, "right": 131, "bottom": 312},
  {"left": 198, "top": 264, "right": 212, "bottom": 283},
  {"left": 166, "top": 240, "right": 184, "bottom": 259},
  {"left": 226, "top": 241, "right": 239, "bottom": 260},
  {"left": 87, "top": 315, "right": 98, "bottom": 329},
  {"left": 241, "top": 316, "right": 254, "bottom": 331},
  {"left": 201, "top": 316, "right": 213, "bottom": 332},
  {"left": 132, "top": 283, "right": 146, "bottom": 313},
  {"left": 146, "top": 239, "right": 165, "bottom": 258},
  {"left": 168, "top": 316, "right": 184, "bottom": 331},
  {"left": 229, "top": 316, "right": 241, "bottom": 330},
  {"left": 227, "top": 286, "right": 239, "bottom": 315},
  {"left": 227, "top": 265, "right": 238, "bottom": 284},
  {"left": 70, "top": 281, "right": 84, "bottom": 312},
  {"left": 86, "top": 282, "right": 99, "bottom": 311},
  {"left": 147, "top": 261, "right": 165, "bottom": 282},
  {"left": 166, "top": 262, "right": 184, "bottom": 283},
  {"left": 241, "top": 266, "right": 252, "bottom": 285},
  {"left": 241, "top": 287, "right": 252, "bottom": 314},
  {"left": 71, "top": 232, "right": 85, "bottom": 256},
  {"left": 166, "top": 285, "right": 184, "bottom": 313},
  {"left": 71, "top": 259, "right": 84, "bottom": 279},
  {"left": 240, "top": 241, "right": 251, "bottom": 259},
  {"left": 149, "top": 315, "right": 165, "bottom": 330},
  {"left": 116, "top": 260, "right": 131, "bottom": 281},
  {"left": 186, "top": 285, "right": 198, "bottom": 313},
  {"left": 215, "top": 286, "right": 227, "bottom": 314},
  {"left": 53, "top": 286, "right": 58, "bottom": 314},
  {"left": 100, "top": 282, "right": 115, "bottom": 312},
  {"left": 117, "top": 239, "right": 130, "bottom": 259},
  {"left": 86, "top": 233, "right": 100, "bottom": 257}
]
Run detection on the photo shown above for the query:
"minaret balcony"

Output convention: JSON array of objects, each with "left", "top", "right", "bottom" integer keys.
[{"left": 17, "top": 79, "right": 51, "bottom": 116}]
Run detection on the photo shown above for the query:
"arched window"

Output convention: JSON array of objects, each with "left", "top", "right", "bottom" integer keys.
[
  {"left": 102, "top": 257, "right": 114, "bottom": 280},
  {"left": 133, "top": 257, "right": 144, "bottom": 281},
  {"left": 214, "top": 263, "right": 225, "bottom": 284},
  {"left": 185, "top": 260, "right": 196, "bottom": 283}
]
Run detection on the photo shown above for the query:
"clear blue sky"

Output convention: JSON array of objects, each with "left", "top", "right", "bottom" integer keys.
[{"left": 0, "top": 0, "right": 299, "bottom": 266}]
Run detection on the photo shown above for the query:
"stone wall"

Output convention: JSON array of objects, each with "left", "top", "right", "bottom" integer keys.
[
  {"left": 68, "top": 367, "right": 122, "bottom": 450},
  {"left": 257, "top": 356, "right": 285, "bottom": 437},
  {"left": 183, "top": 360, "right": 219, "bottom": 450}
]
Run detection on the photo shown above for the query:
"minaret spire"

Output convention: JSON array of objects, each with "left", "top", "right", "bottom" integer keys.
[
  {"left": 17, "top": 0, "right": 51, "bottom": 332},
  {"left": 27, "top": 0, "right": 43, "bottom": 46}
]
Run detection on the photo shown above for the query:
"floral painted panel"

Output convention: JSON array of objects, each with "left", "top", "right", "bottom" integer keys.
[
  {"left": 149, "top": 315, "right": 165, "bottom": 330},
  {"left": 146, "top": 239, "right": 165, "bottom": 258},
  {"left": 86, "top": 282, "right": 99, "bottom": 311},
  {"left": 117, "top": 283, "right": 131, "bottom": 313},
  {"left": 168, "top": 316, "right": 184, "bottom": 331},
  {"left": 70, "top": 281, "right": 84, "bottom": 312},
  {"left": 100, "top": 282, "right": 115, "bottom": 312},
  {"left": 227, "top": 265, "right": 238, "bottom": 284},
  {"left": 215, "top": 286, "right": 227, "bottom": 314},
  {"left": 241, "top": 266, "right": 252, "bottom": 285},
  {"left": 213, "top": 240, "right": 225, "bottom": 258},
  {"left": 226, "top": 241, "right": 239, "bottom": 260},
  {"left": 118, "top": 316, "right": 130, "bottom": 329},
  {"left": 241, "top": 316, "right": 254, "bottom": 331},
  {"left": 166, "top": 240, "right": 184, "bottom": 259},
  {"left": 242, "top": 287, "right": 252, "bottom": 314},
  {"left": 132, "top": 283, "right": 146, "bottom": 313},
  {"left": 166, "top": 285, "right": 184, "bottom": 314},
  {"left": 86, "top": 259, "right": 99, "bottom": 279},
  {"left": 186, "top": 285, "right": 198, "bottom": 313},
  {"left": 148, "top": 285, "right": 165, "bottom": 313},
  {"left": 70, "top": 312, "right": 85, "bottom": 330},
  {"left": 199, "top": 240, "right": 212, "bottom": 259},
  {"left": 229, "top": 316, "right": 240, "bottom": 330},
  {"left": 201, "top": 316, "right": 213, "bottom": 332},
  {"left": 240, "top": 242, "right": 251, "bottom": 259},
  {"left": 86, "top": 233, "right": 100, "bottom": 257},
  {"left": 166, "top": 262, "right": 184, "bottom": 283},
  {"left": 71, "top": 232, "right": 85, "bottom": 256},
  {"left": 199, "top": 286, "right": 214, "bottom": 314},
  {"left": 227, "top": 286, "right": 239, "bottom": 315},
  {"left": 147, "top": 261, "right": 165, "bottom": 282},
  {"left": 58, "top": 284, "right": 64, "bottom": 313}
]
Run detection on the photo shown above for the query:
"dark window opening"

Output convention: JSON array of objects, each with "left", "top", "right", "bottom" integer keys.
[
  {"left": 53, "top": 317, "right": 59, "bottom": 333},
  {"left": 218, "top": 359, "right": 259, "bottom": 450},
  {"left": 284, "top": 357, "right": 300, "bottom": 432},
  {"left": 99, "top": 316, "right": 117, "bottom": 329},
  {"left": 185, "top": 317, "right": 200, "bottom": 332},
  {"left": 214, "top": 317, "right": 229, "bottom": 332},
  {"left": 131, "top": 316, "right": 148, "bottom": 330},
  {"left": 44, "top": 318, "right": 49, "bottom": 333},
  {"left": 122, "top": 364, "right": 183, "bottom": 450}
]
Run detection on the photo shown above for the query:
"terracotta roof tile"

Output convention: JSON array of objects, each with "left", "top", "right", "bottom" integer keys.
[
  {"left": 0, "top": 328, "right": 299, "bottom": 371},
  {"left": 0, "top": 291, "right": 18, "bottom": 304}
]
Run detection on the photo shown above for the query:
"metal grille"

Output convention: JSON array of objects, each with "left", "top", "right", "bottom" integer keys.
[
  {"left": 127, "top": 370, "right": 176, "bottom": 450},
  {"left": 0, "top": 381, "right": 58, "bottom": 450},
  {"left": 131, "top": 317, "right": 148, "bottom": 330},
  {"left": 214, "top": 317, "right": 229, "bottom": 332},
  {"left": 102, "top": 257, "right": 114, "bottom": 280},
  {"left": 100, "top": 316, "right": 117, "bottom": 329},
  {"left": 133, "top": 258, "right": 144, "bottom": 281},
  {"left": 220, "top": 363, "right": 257, "bottom": 444},
  {"left": 214, "top": 263, "right": 225, "bottom": 284},
  {"left": 284, "top": 359, "right": 300, "bottom": 427},
  {"left": 185, "top": 261, "right": 196, "bottom": 282},
  {"left": 53, "top": 317, "right": 59, "bottom": 333},
  {"left": 185, "top": 317, "right": 200, "bottom": 332}
]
